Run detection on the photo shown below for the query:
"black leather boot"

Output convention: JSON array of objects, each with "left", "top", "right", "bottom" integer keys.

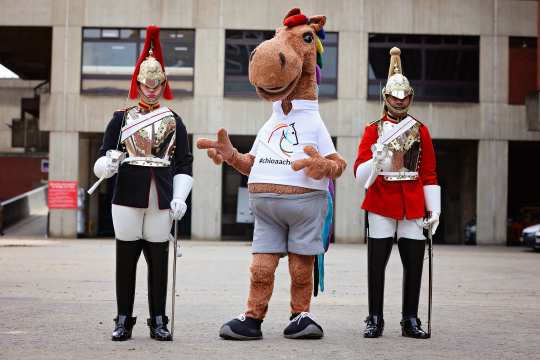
[
  {"left": 142, "top": 241, "right": 169, "bottom": 318},
  {"left": 398, "top": 238, "right": 429, "bottom": 339},
  {"left": 113, "top": 240, "right": 143, "bottom": 341},
  {"left": 400, "top": 317, "right": 429, "bottom": 339},
  {"left": 364, "top": 315, "right": 384, "bottom": 338},
  {"left": 364, "top": 237, "right": 393, "bottom": 338},
  {"left": 112, "top": 315, "right": 136, "bottom": 341},
  {"left": 143, "top": 241, "right": 171, "bottom": 341},
  {"left": 147, "top": 315, "right": 172, "bottom": 341}
]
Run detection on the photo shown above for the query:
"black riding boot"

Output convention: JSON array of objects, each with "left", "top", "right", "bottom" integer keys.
[
  {"left": 364, "top": 237, "right": 393, "bottom": 338},
  {"left": 398, "top": 237, "right": 429, "bottom": 339},
  {"left": 112, "top": 315, "right": 137, "bottom": 341},
  {"left": 112, "top": 239, "right": 144, "bottom": 341},
  {"left": 143, "top": 241, "right": 172, "bottom": 341}
]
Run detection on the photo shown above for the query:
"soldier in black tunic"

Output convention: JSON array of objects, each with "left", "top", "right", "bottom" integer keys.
[{"left": 93, "top": 25, "right": 193, "bottom": 341}]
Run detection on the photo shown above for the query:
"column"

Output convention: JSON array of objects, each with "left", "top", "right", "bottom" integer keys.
[
  {"left": 48, "top": 131, "right": 79, "bottom": 237},
  {"left": 476, "top": 140, "right": 508, "bottom": 245},
  {"left": 191, "top": 134, "right": 222, "bottom": 240},
  {"left": 334, "top": 136, "right": 365, "bottom": 243}
]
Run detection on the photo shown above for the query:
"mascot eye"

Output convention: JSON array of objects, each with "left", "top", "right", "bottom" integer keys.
[{"left": 303, "top": 32, "right": 313, "bottom": 43}]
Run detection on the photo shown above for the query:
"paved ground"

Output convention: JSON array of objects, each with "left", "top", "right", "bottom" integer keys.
[{"left": 0, "top": 237, "right": 539, "bottom": 360}]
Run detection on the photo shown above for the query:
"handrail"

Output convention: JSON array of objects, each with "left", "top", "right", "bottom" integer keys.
[
  {"left": 1, "top": 185, "right": 48, "bottom": 230},
  {"left": 1, "top": 185, "right": 48, "bottom": 206}
]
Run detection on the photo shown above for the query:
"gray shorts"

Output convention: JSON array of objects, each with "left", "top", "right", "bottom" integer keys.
[{"left": 249, "top": 191, "right": 328, "bottom": 255}]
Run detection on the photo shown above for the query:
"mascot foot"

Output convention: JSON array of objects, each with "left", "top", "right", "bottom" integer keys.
[
  {"left": 363, "top": 315, "right": 384, "bottom": 338},
  {"left": 111, "top": 315, "right": 136, "bottom": 341},
  {"left": 401, "top": 317, "right": 429, "bottom": 339},
  {"left": 147, "top": 316, "right": 172, "bottom": 341},
  {"left": 283, "top": 312, "right": 323, "bottom": 339},
  {"left": 219, "top": 313, "right": 263, "bottom": 340}
]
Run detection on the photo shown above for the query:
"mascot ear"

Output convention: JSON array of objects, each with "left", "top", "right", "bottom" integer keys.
[
  {"left": 309, "top": 15, "right": 326, "bottom": 32},
  {"left": 283, "top": 7, "right": 301, "bottom": 21}
]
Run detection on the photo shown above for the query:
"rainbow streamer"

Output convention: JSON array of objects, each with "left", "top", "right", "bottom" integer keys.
[{"left": 315, "top": 32, "right": 325, "bottom": 85}]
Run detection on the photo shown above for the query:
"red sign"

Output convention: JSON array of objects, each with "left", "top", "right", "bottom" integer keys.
[{"left": 48, "top": 180, "right": 78, "bottom": 209}]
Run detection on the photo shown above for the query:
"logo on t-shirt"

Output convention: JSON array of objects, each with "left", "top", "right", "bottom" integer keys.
[{"left": 267, "top": 122, "right": 298, "bottom": 157}]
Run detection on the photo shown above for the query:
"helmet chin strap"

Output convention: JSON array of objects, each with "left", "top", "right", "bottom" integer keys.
[
  {"left": 384, "top": 95, "right": 413, "bottom": 119},
  {"left": 138, "top": 82, "right": 165, "bottom": 106}
]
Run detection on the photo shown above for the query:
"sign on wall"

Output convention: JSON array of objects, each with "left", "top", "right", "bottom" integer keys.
[
  {"left": 48, "top": 180, "right": 78, "bottom": 209},
  {"left": 41, "top": 159, "right": 49, "bottom": 173}
]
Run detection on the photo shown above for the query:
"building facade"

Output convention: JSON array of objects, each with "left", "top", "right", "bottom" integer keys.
[{"left": 1, "top": 0, "right": 539, "bottom": 244}]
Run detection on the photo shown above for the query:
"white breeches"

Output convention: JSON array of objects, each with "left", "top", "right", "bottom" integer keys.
[
  {"left": 112, "top": 180, "right": 172, "bottom": 242},
  {"left": 368, "top": 212, "right": 425, "bottom": 240}
]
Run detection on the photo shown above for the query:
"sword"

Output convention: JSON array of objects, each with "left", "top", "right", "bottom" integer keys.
[
  {"left": 427, "top": 223, "right": 433, "bottom": 338},
  {"left": 87, "top": 175, "right": 107, "bottom": 195},
  {"left": 170, "top": 219, "right": 179, "bottom": 339}
]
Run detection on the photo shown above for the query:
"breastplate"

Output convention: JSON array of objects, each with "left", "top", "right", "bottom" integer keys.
[
  {"left": 121, "top": 106, "right": 176, "bottom": 167},
  {"left": 378, "top": 119, "right": 421, "bottom": 181}
]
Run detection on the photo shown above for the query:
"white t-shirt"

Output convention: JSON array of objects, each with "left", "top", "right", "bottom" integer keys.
[{"left": 248, "top": 99, "right": 337, "bottom": 191}]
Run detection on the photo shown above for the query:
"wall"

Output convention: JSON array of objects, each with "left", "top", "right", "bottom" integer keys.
[{"left": 2, "top": 0, "right": 539, "bottom": 242}]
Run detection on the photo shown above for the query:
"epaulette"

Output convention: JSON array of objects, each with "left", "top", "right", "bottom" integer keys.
[
  {"left": 367, "top": 117, "right": 384, "bottom": 126},
  {"left": 114, "top": 106, "right": 131, "bottom": 115}
]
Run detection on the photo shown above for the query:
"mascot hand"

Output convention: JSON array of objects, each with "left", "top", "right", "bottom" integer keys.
[
  {"left": 170, "top": 199, "right": 187, "bottom": 220},
  {"left": 196, "top": 128, "right": 235, "bottom": 165},
  {"left": 292, "top": 146, "right": 337, "bottom": 180}
]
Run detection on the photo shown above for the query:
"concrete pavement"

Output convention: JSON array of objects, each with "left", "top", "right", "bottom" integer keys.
[{"left": 0, "top": 238, "right": 539, "bottom": 360}]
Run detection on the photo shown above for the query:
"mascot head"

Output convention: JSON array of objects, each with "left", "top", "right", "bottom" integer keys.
[{"left": 248, "top": 8, "right": 326, "bottom": 103}]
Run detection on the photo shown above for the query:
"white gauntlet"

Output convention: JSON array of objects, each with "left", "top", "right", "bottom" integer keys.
[
  {"left": 423, "top": 185, "right": 441, "bottom": 235},
  {"left": 170, "top": 174, "right": 194, "bottom": 220}
]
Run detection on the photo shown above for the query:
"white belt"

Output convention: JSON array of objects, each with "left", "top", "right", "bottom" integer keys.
[
  {"left": 380, "top": 171, "right": 418, "bottom": 181},
  {"left": 122, "top": 157, "right": 170, "bottom": 167}
]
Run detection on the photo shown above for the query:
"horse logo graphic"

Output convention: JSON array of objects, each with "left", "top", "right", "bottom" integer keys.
[{"left": 267, "top": 122, "right": 299, "bottom": 157}]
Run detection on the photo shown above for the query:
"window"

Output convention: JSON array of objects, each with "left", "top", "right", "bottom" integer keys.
[
  {"left": 224, "top": 30, "right": 338, "bottom": 98},
  {"left": 368, "top": 34, "right": 479, "bottom": 102},
  {"left": 11, "top": 118, "right": 49, "bottom": 152},
  {"left": 509, "top": 37, "right": 537, "bottom": 105},
  {"left": 81, "top": 28, "right": 195, "bottom": 95}
]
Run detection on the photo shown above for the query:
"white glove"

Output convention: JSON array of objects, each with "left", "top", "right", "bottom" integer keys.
[
  {"left": 423, "top": 211, "right": 440, "bottom": 234},
  {"left": 170, "top": 199, "right": 188, "bottom": 220},
  {"left": 371, "top": 143, "right": 388, "bottom": 169},
  {"left": 423, "top": 185, "right": 441, "bottom": 235},
  {"left": 170, "top": 174, "right": 194, "bottom": 221},
  {"left": 93, "top": 150, "right": 122, "bottom": 179},
  {"left": 356, "top": 145, "right": 392, "bottom": 189}
]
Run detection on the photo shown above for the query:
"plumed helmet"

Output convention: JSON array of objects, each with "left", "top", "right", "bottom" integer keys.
[
  {"left": 129, "top": 25, "right": 173, "bottom": 101},
  {"left": 382, "top": 47, "right": 414, "bottom": 117}
]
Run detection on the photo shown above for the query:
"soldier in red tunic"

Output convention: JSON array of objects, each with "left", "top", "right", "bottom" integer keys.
[{"left": 353, "top": 47, "right": 441, "bottom": 339}]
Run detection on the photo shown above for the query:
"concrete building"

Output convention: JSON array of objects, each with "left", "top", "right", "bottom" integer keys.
[{"left": 1, "top": 0, "right": 539, "bottom": 244}]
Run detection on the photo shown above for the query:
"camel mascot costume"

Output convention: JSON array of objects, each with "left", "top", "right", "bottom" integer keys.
[{"left": 197, "top": 8, "right": 346, "bottom": 340}]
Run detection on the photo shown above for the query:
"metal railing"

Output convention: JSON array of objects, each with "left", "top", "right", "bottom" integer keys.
[{"left": 1, "top": 185, "right": 48, "bottom": 229}]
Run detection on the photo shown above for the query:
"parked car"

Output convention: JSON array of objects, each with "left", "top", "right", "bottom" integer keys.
[
  {"left": 520, "top": 223, "right": 540, "bottom": 250},
  {"left": 508, "top": 206, "right": 540, "bottom": 246},
  {"left": 534, "top": 230, "right": 540, "bottom": 251}
]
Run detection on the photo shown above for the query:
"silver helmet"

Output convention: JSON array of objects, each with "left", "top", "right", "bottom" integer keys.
[{"left": 137, "top": 49, "right": 166, "bottom": 105}]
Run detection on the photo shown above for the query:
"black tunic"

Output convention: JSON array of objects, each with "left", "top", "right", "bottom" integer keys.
[{"left": 98, "top": 109, "right": 193, "bottom": 209}]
